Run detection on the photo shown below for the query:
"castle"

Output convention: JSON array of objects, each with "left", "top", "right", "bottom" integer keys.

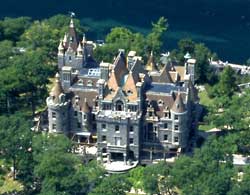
[{"left": 46, "top": 18, "right": 198, "bottom": 165}]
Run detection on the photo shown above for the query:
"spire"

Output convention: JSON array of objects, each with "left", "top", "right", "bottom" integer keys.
[
  {"left": 63, "top": 33, "right": 68, "bottom": 47},
  {"left": 50, "top": 73, "right": 64, "bottom": 103},
  {"left": 82, "top": 98, "right": 90, "bottom": 113},
  {"left": 146, "top": 51, "right": 158, "bottom": 71},
  {"left": 77, "top": 43, "right": 83, "bottom": 56},
  {"left": 82, "top": 33, "right": 86, "bottom": 44},
  {"left": 58, "top": 39, "right": 64, "bottom": 55},
  {"left": 171, "top": 92, "right": 186, "bottom": 113},
  {"left": 69, "top": 18, "right": 74, "bottom": 28}
]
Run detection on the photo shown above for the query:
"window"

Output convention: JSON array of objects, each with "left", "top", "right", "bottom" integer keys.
[
  {"left": 115, "top": 137, "right": 121, "bottom": 146},
  {"left": 102, "top": 124, "right": 106, "bottom": 129},
  {"left": 74, "top": 111, "right": 77, "bottom": 116},
  {"left": 174, "top": 115, "right": 178, "bottom": 120},
  {"left": 129, "top": 138, "right": 134, "bottom": 144},
  {"left": 174, "top": 125, "right": 179, "bottom": 131},
  {"left": 52, "top": 112, "right": 56, "bottom": 119},
  {"left": 77, "top": 122, "right": 81, "bottom": 128},
  {"left": 52, "top": 124, "right": 56, "bottom": 130},
  {"left": 83, "top": 114, "right": 87, "bottom": 120},
  {"left": 101, "top": 136, "right": 106, "bottom": 142},
  {"left": 164, "top": 134, "right": 168, "bottom": 141},
  {"left": 149, "top": 111, "right": 153, "bottom": 117},
  {"left": 174, "top": 136, "right": 179, "bottom": 143},
  {"left": 87, "top": 80, "right": 93, "bottom": 87},
  {"left": 69, "top": 56, "right": 72, "bottom": 61},
  {"left": 164, "top": 123, "right": 168, "bottom": 129},
  {"left": 115, "top": 125, "right": 119, "bottom": 132},
  {"left": 130, "top": 126, "right": 134, "bottom": 132},
  {"left": 116, "top": 100, "right": 124, "bottom": 111}
]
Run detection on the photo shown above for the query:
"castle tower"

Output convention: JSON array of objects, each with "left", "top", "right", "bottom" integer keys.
[
  {"left": 46, "top": 73, "right": 70, "bottom": 133},
  {"left": 170, "top": 92, "right": 188, "bottom": 148}
]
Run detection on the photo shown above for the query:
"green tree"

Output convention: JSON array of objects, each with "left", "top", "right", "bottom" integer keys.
[
  {"left": 194, "top": 43, "right": 212, "bottom": 84},
  {"left": 0, "top": 17, "right": 32, "bottom": 42},
  {"left": 89, "top": 174, "right": 131, "bottom": 195},
  {"left": 146, "top": 17, "right": 168, "bottom": 55},
  {"left": 0, "top": 40, "right": 14, "bottom": 69},
  {"left": 128, "top": 166, "right": 145, "bottom": 193},
  {"left": 0, "top": 114, "right": 32, "bottom": 179}
]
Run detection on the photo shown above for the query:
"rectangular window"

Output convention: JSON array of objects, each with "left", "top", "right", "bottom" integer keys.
[
  {"left": 149, "top": 111, "right": 153, "bottom": 117},
  {"left": 174, "top": 115, "right": 178, "bottom": 120},
  {"left": 164, "top": 123, "right": 168, "bottom": 129},
  {"left": 83, "top": 114, "right": 87, "bottom": 120},
  {"left": 102, "top": 135, "right": 106, "bottom": 142},
  {"left": 164, "top": 134, "right": 168, "bottom": 141},
  {"left": 129, "top": 138, "right": 134, "bottom": 144},
  {"left": 77, "top": 122, "right": 81, "bottom": 128},
  {"left": 115, "top": 137, "right": 121, "bottom": 146},
  {"left": 174, "top": 136, "right": 179, "bottom": 143},
  {"left": 102, "top": 124, "right": 106, "bottom": 129},
  {"left": 174, "top": 125, "right": 179, "bottom": 131},
  {"left": 52, "top": 112, "right": 56, "bottom": 119},
  {"left": 115, "top": 125, "right": 119, "bottom": 132},
  {"left": 130, "top": 126, "right": 134, "bottom": 132},
  {"left": 74, "top": 111, "right": 77, "bottom": 116},
  {"left": 52, "top": 124, "right": 56, "bottom": 130}
]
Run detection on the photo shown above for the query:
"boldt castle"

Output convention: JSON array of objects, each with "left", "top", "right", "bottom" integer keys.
[{"left": 46, "top": 18, "right": 198, "bottom": 165}]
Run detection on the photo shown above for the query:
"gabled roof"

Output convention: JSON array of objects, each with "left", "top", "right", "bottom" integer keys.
[
  {"left": 123, "top": 71, "right": 139, "bottom": 102},
  {"left": 171, "top": 92, "right": 186, "bottom": 113},
  {"left": 151, "top": 64, "right": 173, "bottom": 83},
  {"left": 108, "top": 70, "right": 119, "bottom": 91},
  {"left": 113, "top": 51, "right": 129, "bottom": 85}
]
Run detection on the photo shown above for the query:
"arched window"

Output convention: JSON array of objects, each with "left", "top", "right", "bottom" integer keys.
[{"left": 115, "top": 100, "right": 124, "bottom": 111}]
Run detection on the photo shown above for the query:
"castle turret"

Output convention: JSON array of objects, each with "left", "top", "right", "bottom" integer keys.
[
  {"left": 170, "top": 92, "right": 188, "bottom": 148},
  {"left": 146, "top": 51, "right": 158, "bottom": 72},
  {"left": 46, "top": 73, "right": 70, "bottom": 133}
]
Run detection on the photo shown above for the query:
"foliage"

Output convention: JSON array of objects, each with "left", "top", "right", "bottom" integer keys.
[
  {"left": 89, "top": 174, "right": 131, "bottom": 195},
  {"left": 94, "top": 17, "right": 168, "bottom": 62},
  {"left": 0, "top": 17, "right": 32, "bottom": 42}
]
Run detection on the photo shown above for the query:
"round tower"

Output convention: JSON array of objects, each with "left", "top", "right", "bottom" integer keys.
[
  {"left": 46, "top": 73, "right": 70, "bottom": 133},
  {"left": 170, "top": 92, "right": 188, "bottom": 148}
]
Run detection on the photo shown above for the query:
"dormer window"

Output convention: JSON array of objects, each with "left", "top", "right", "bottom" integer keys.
[
  {"left": 69, "top": 56, "right": 72, "bottom": 61},
  {"left": 158, "top": 100, "right": 164, "bottom": 106},
  {"left": 127, "top": 90, "right": 133, "bottom": 95},
  {"left": 87, "top": 80, "right": 93, "bottom": 87}
]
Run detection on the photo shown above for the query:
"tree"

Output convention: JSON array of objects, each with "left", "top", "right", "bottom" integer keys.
[
  {"left": 0, "top": 40, "right": 14, "bottom": 69},
  {"left": 128, "top": 166, "right": 145, "bottom": 193},
  {"left": 0, "top": 17, "right": 32, "bottom": 42},
  {"left": 213, "top": 66, "right": 238, "bottom": 98},
  {"left": 89, "top": 174, "right": 131, "bottom": 195},
  {"left": 0, "top": 114, "right": 32, "bottom": 180},
  {"left": 33, "top": 134, "right": 88, "bottom": 195},
  {"left": 146, "top": 17, "right": 168, "bottom": 55},
  {"left": 194, "top": 43, "right": 212, "bottom": 84}
]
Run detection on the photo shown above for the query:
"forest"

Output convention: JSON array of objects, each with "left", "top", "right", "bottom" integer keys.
[{"left": 1, "top": 14, "right": 250, "bottom": 195}]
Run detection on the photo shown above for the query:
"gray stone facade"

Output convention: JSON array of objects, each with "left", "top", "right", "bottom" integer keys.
[{"left": 46, "top": 18, "right": 198, "bottom": 164}]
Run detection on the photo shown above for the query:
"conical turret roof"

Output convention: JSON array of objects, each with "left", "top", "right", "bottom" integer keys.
[
  {"left": 171, "top": 92, "right": 186, "bottom": 113},
  {"left": 50, "top": 73, "right": 64, "bottom": 103}
]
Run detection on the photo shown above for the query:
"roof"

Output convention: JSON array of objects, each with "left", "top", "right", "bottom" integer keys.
[
  {"left": 123, "top": 72, "right": 139, "bottom": 102},
  {"left": 82, "top": 99, "right": 90, "bottom": 113},
  {"left": 146, "top": 51, "right": 158, "bottom": 72},
  {"left": 50, "top": 73, "right": 64, "bottom": 103},
  {"left": 171, "top": 92, "right": 186, "bottom": 113},
  {"left": 175, "top": 66, "right": 186, "bottom": 81},
  {"left": 147, "top": 83, "right": 185, "bottom": 94}
]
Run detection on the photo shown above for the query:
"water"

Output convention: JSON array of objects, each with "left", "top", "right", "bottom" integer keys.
[{"left": 1, "top": 0, "right": 250, "bottom": 63}]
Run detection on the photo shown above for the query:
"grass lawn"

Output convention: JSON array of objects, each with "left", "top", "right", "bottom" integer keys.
[
  {"left": 198, "top": 90, "right": 214, "bottom": 107},
  {"left": 198, "top": 89, "right": 216, "bottom": 131}
]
